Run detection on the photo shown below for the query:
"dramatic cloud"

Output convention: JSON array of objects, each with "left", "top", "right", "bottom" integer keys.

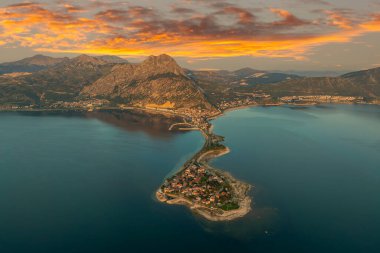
[{"left": 0, "top": 0, "right": 379, "bottom": 60}]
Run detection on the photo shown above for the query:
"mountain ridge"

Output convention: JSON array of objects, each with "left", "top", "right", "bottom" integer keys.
[
  {"left": 254, "top": 67, "right": 380, "bottom": 98},
  {"left": 82, "top": 54, "right": 215, "bottom": 112},
  {"left": 0, "top": 55, "right": 68, "bottom": 74},
  {"left": 0, "top": 55, "right": 116, "bottom": 105},
  {"left": 0, "top": 54, "right": 380, "bottom": 110}
]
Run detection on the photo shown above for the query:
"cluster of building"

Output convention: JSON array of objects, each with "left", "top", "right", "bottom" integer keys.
[
  {"left": 49, "top": 99, "right": 110, "bottom": 110},
  {"left": 129, "top": 101, "right": 219, "bottom": 120},
  {"left": 176, "top": 107, "right": 219, "bottom": 118},
  {"left": 161, "top": 164, "right": 235, "bottom": 209},
  {"left": 0, "top": 105, "right": 34, "bottom": 110},
  {"left": 280, "top": 95, "right": 365, "bottom": 103},
  {"left": 218, "top": 92, "right": 274, "bottom": 109},
  {"left": 218, "top": 97, "right": 258, "bottom": 110}
]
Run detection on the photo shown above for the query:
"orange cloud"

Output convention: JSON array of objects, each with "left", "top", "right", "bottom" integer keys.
[
  {"left": 0, "top": 1, "right": 379, "bottom": 60},
  {"left": 325, "top": 10, "right": 354, "bottom": 29},
  {"left": 270, "top": 8, "right": 310, "bottom": 26},
  {"left": 360, "top": 15, "right": 380, "bottom": 31}
]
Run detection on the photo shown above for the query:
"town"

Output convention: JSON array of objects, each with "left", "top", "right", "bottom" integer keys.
[{"left": 160, "top": 163, "right": 239, "bottom": 211}]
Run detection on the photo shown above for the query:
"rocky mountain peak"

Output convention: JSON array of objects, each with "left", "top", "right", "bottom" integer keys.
[
  {"left": 81, "top": 54, "right": 214, "bottom": 112},
  {"left": 141, "top": 54, "right": 185, "bottom": 76},
  {"left": 145, "top": 54, "right": 175, "bottom": 64}
]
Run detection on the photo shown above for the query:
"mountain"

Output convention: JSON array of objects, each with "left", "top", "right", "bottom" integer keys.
[
  {"left": 186, "top": 68, "right": 300, "bottom": 104},
  {"left": 0, "top": 55, "right": 115, "bottom": 105},
  {"left": 232, "top": 68, "right": 299, "bottom": 86},
  {"left": 0, "top": 55, "right": 68, "bottom": 74},
  {"left": 233, "top": 67, "right": 263, "bottom": 78},
  {"left": 236, "top": 72, "right": 300, "bottom": 86},
  {"left": 0, "top": 54, "right": 127, "bottom": 75},
  {"left": 255, "top": 67, "right": 380, "bottom": 98},
  {"left": 95, "top": 55, "right": 129, "bottom": 64},
  {"left": 341, "top": 67, "right": 380, "bottom": 85},
  {"left": 1, "top": 53, "right": 379, "bottom": 109},
  {"left": 188, "top": 68, "right": 299, "bottom": 88},
  {"left": 82, "top": 54, "right": 215, "bottom": 111},
  {"left": 275, "top": 70, "right": 346, "bottom": 77}
]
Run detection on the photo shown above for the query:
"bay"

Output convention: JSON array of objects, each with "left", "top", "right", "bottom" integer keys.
[{"left": 0, "top": 105, "right": 379, "bottom": 252}]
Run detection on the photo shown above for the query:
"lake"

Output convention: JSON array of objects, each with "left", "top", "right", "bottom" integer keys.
[{"left": 0, "top": 105, "right": 379, "bottom": 253}]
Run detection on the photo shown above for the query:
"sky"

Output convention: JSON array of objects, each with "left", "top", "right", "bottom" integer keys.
[{"left": 0, "top": 0, "right": 379, "bottom": 71}]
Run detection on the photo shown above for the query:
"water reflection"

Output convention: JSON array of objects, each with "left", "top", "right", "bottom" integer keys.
[
  {"left": 84, "top": 110, "right": 185, "bottom": 139},
  {"left": 12, "top": 109, "right": 186, "bottom": 139}
]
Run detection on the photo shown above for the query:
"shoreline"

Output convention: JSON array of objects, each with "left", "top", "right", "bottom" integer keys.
[
  {"left": 156, "top": 111, "right": 252, "bottom": 221},
  {"left": 155, "top": 145, "right": 252, "bottom": 221},
  {"left": 219, "top": 101, "right": 380, "bottom": 117},
  {"left": 0, "top": 106, "right": 192, "bottom": 118},
  {"left": 2, "top": 102, "right": 379, "bottom": 221},
  {"left": 1, "top": 100, "right": 378, "bottom": 114},
  {"left": 155, "top": 101, "right": 380, "bottom": 222}
]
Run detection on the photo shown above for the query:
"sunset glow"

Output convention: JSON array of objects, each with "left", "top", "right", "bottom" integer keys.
[{"left": 0, "top": 0, "right": 379, "bottom": 70}]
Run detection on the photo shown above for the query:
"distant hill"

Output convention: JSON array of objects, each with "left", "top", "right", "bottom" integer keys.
[
  {"left": 274, "top": 70, "right": 346, "bottom": 77},
  {"left": 0, "top": 55, "right": 115, "bottom": 105},
  {"left": 0, "top": 55, "right": 68, "bottom": 74},
  {"left": 82, "top": 54, "right": 215, "bottom": 111},
  {"left": 238, "top": 72, "right": 300, "bottom": 86},
  {"left": 0, "top": 55, "right": 129, "bottom": 75},
  {"left": 187, "top": 68, "right": 300, "bottom": 104},
  {"left": 26, "top": 55, "right": 110, "bottom": 85},
  {"left": 188, "top": 68, "right": 299, "bottom": 88},
  {"left": 233, "top": 67, "right": 264, "bottom": 78},
  {"left": 255, "top": 67, "right": 380, "bottom": 98},
  {"left": 95, "top": 55, "right": 129, "bottom": 64},
  {"left": 341, "top": 67, "right": 380, "bottom": 85}
]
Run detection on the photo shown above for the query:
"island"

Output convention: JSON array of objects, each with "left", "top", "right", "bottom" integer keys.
[{"left": 156, "top": 116, "right": 252, "bottom": 221}]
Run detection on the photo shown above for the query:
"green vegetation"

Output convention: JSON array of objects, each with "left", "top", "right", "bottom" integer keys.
[
  {"left": 203, "top": 143, "right": 226, "bottom": 152},
  {"left": 220, "top": 202, "right": 240, "bottom": 211}
]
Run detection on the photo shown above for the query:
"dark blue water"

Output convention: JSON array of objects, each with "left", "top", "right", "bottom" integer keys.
[{"left": 0, "top": 105, "right": 379, "bottom": 253}]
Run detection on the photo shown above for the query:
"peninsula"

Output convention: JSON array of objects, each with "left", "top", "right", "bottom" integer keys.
[
  {"left": 1, "top": 53, "right": 380, "bottom": 221},
  {"left": 156, "top": 116, "right": 251, "bottom": 221}
]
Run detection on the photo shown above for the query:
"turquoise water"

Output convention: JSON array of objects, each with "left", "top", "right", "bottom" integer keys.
[
  {"left": 211, "top": 105, "right": 380, "bottom": 252},
  {"left": 0, "top": 105, "right": 379, "bottom": 252}
]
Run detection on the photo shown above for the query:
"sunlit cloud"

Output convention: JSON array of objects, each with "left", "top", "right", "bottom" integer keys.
[{"left": 0, "top": 0, "right": 379, "bottom": 60}]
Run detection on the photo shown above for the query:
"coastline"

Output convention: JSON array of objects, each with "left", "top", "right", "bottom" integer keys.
[
  {"left": 156, "top": 111, "right": 252, "bottom": 222},
  {"left": 0, "top": 106, "right": 192, "bottom": 119},
  {"left": 2, "top": 102, "right": 379, "bottom": 221},
  {"left": 154, "top": 101, "right": 379, "bottom": 222},
  {"left": 218, "top": 101, "right": 380, "bottom": 118},
  {"left": 1, "top": 100, "right": 378, "bottom": 114}
]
